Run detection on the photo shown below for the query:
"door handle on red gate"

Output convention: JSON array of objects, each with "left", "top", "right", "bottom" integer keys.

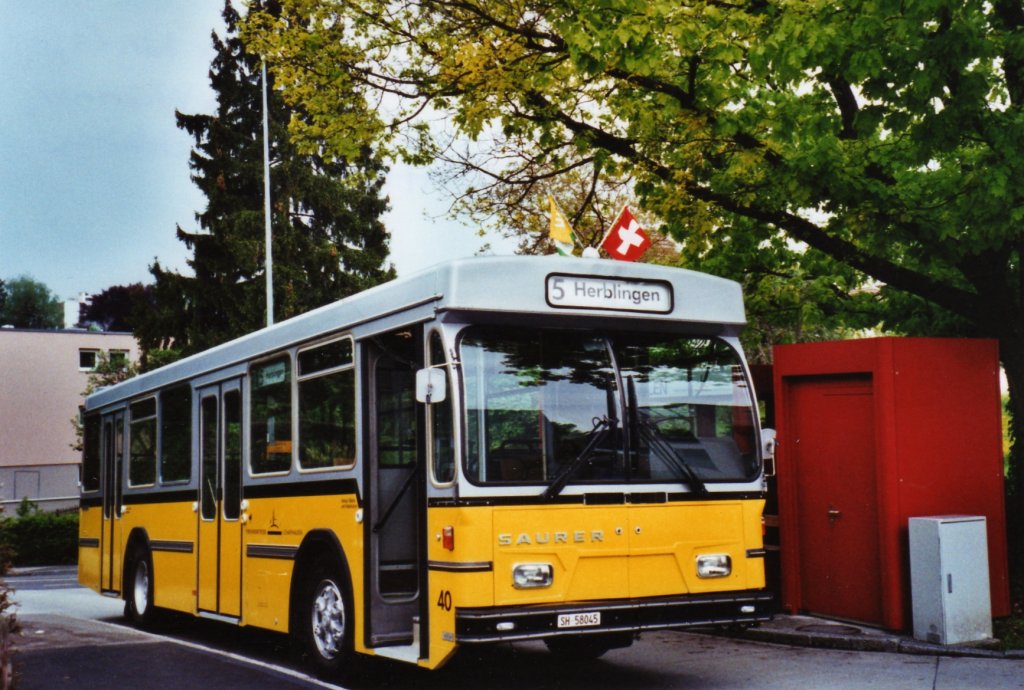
[{"left": 827, "top": 508, "right": 841, "bottom": 522}]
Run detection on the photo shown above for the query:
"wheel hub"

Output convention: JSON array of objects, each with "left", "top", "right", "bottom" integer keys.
[
  {"left": 133, "top": 560, "right": 150, "bottom": 616},
  {"left": 311, "top": 580, "right": 345, "bottom": 659}
]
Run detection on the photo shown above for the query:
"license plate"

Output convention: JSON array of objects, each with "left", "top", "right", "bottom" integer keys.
[{"left": 557, "top": 612, "right": 601, "bottom": 629}]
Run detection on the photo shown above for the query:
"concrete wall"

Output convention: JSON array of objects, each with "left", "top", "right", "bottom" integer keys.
[
  {"left": 0, "top": 464, "right": 80, "bottom": 513},
  {"left": 0, "top": 329, "right": 138, "bottom": 510}
]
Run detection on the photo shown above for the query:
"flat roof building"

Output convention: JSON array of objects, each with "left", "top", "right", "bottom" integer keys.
[{"left": 0, "top": 328, "right": 138, "bottom": 511}]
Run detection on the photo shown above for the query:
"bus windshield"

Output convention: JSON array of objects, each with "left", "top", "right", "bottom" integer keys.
[{"left": 461, "top": 326, "right": 759, "bottom": 488}]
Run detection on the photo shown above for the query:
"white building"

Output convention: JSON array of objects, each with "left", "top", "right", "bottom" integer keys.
[{"left": 0, "top": 328, "right": 138, "bottom": 511}]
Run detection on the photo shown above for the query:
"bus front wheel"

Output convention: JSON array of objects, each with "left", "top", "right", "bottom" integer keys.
[{"left": 299, "top": 555, "right": 354, "bottom": 678}]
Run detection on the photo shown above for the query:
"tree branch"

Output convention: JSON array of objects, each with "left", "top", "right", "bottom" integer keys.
[
  {"left": 522, "top": 89, "right": 985, "bottom": 320},
  {"left": 826, "top": 74, "right": 859, "bottom": 140}
]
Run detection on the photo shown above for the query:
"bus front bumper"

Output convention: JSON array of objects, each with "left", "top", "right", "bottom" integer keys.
[{"left": 455, "top": 590, "right": 773, "bottom": 643}]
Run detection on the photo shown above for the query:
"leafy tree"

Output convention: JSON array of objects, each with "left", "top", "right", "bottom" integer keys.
[
  {"left": 245, "top": 0, "right": 1024, "bottom": 492},
  {"left": 81, "top": 283, "right": 151, "bottom": 332},
  {"left": 135, "top": 0, "right": 394, "bottom": 367},
  {"left": 0, "top": 275, "right": 63, "bottom": 329},
  {"left": 678, "top": 218, "right": 884, "bottom": 364},
  {"left": 456, "top": 159, "right": 667, "bottom": 255},
  {"left": 0, "top": 279, "right": 7, "bottom": 316}
]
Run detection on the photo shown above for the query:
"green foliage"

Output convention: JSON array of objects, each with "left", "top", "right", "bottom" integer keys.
[
  {"left": 0, "top": 275, "right": 63, "bottom": 329},
  {"left": 672, "top": 216, "right": 884, "bottom": 363},
  {"left": 0, "top": 502, "right": 18, "bottom": 690},
  {"left": 140, "top": 348, "right": 183, "bottom": 372},
  {"left": 0, "top": 503, "right": 78, "bottom": 566},
  {"left": 82, "top": 283, "right": 151, "bottom": 332},
  {"left": 135, "top": 0, "right": 394, "bottom": 367},
  {"left": 994, "top": 540, "right": 1024, "bottom": 651},
  {"left": 246, "top": 0, "right": 1024, "bottom": 484},
  {"left": 994, "top": 610, "right": 1024, "bottom": 650},
  {"left": 14, "top": 498, "right": 36, "bottom": 519},
  {"left": 86, "top": 350, "right": 139, "bottom": 394},
  {"left": 1006, "top": 390, "right": 1024, "bottom": 615}
]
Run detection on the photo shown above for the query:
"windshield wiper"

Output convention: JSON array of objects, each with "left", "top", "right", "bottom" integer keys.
[
  {"left": 544, "top": 415, "right": 616, "bottom": 500},
  {"left": 627, "top": 376, "right": 708, "bottom": 497},
  {"left": 635, "top": 417, "right": 708, "bottom": 497}
]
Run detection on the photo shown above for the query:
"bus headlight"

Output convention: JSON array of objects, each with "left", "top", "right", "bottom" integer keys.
[
  {"left": 513, "top": 563, "right": 553, "bottom": 589},
  {"left": 696, "top": 554, "right": 732, "bottom": 578}
]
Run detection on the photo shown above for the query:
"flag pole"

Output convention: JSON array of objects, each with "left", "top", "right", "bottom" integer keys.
[{"left": 262, "top": 60, "right": 274, "bottom": 327}]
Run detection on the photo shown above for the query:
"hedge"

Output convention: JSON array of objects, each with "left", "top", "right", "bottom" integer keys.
[{"left": 0, "top": 503, "right": 78, "bottom": 567}]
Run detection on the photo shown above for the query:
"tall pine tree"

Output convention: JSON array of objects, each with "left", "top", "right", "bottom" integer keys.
[{"left": 136, "top": 1, "right": 393, "bottom": 365}]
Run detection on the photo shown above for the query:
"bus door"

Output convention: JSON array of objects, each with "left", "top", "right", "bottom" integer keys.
[
  {"left": 196, "top": 379, "right": 244, "bottom": 618},
  {"left": 365, "top": 327, "right": 425, "bottom": 648},
  {"left": 100, "top": 411, "right": 125, "bottom": 593}
]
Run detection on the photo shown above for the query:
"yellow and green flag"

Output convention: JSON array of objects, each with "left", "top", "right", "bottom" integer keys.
[{"left": 548, "top": 196, "right": 577, "bottom": 256}]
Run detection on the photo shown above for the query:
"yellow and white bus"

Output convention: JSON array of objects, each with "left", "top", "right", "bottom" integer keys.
[{"left": 79, "top": 256, "right": 772, "bottom": 675}]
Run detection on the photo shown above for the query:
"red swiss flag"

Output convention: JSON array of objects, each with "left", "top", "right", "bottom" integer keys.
[{"left": 600, "top": 206, "right": 650, "bottom": 262}]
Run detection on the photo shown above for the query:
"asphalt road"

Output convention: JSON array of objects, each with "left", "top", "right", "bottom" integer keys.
[{"left": 6, "top": 567, "right": 1024, "bottom": 689}]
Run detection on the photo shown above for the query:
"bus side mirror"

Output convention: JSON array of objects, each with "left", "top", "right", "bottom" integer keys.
[
  {"left": 761, "top": 428, "right": 777, "bottom": 478},
  {"left": 416, "top": 368, "right": 447, "bottom": 404}
]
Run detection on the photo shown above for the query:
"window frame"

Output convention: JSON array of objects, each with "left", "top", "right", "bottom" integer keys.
[
  {"left": 127, "top": 396, "right": 158, "bottom": 488},
  {"left": 295, "top": 335, "right": 357, "bottom": 474},
  {"left": 81, "top": 411, "right": 102, "bottom": 493},
  {"left": 456, "top": 326, "right": 760, "bottom": 489},
  {"left": 159, "top": 384, "right": 192, "bottom": 485},
  {"left": 427, "top": 329, "right": 456, "bottom": 488},
  {"left": 248, "top": 352, "right": 295, "bottom": 477},
  {"left": 79, "top": 349, "right": 99, "bottom": 372}
]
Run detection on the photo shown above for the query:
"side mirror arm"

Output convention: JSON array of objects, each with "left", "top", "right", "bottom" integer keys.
[{"left": 760, "top": 428, "right": 777, "bottom": 478}]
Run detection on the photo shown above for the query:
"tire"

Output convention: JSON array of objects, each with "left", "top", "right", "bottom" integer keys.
[
  {"left": 544, "top": 632, "right": 634, "bottom": 660},
  {"left": 297, "top": 555, "right": 354, "bottom": 679},
  {"left": 124, "top": 547, "right": 157, "bottom": 627}
]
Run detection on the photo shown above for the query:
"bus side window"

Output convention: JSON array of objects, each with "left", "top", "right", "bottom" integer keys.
[
  {"left": 251, "top": 355, "right": 293, "bottom": 474},
  {"left": 160, "top": 384, "right": 192, "bottom": 483},
  {"left": 82, "top": 413, "right": 101, "bottom": 491},
  {"left": 128, "top": 397, "right": 157, "bottom": 486},
  {"left": 298, "top": 337, "right": 356, "bottom": 470}
]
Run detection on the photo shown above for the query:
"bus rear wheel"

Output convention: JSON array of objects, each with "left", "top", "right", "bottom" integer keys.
[
  {"left": 124, "top": 547, "right": 156, "bottom": 627},
  {"left": 299, "top": 556, "right": 354, "bottom": 678}
]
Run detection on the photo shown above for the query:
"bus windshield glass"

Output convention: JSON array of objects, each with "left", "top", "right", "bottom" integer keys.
[{"left": 461, "top": 327, "right": 758, "bottom": 487}]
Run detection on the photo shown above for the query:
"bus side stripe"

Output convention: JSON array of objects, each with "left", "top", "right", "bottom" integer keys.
[
  {"left": 151, "top": 540, "right": 194, "bottom": 554},
  {"left": 247, "top": 544, "right": 299, "bottom": 560},
  {"left": 427, "top": 561, "right": 493, "bottom": 572},
  {"left": 111, "top": 479, "right": 361, "bottom": 507},
  {"left": 121, "top": 490, "right": 195, "bottom": 506}
]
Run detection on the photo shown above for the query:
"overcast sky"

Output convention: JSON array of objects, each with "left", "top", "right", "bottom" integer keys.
[{"left": 0, "top": 0, "right": 510, "bottom": 303}]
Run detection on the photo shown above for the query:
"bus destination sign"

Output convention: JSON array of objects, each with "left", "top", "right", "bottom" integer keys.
[{"left": 545, "top": 273, "right": 673, "bottom": 314}]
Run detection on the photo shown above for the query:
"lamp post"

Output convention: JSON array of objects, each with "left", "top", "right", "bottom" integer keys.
[{"left": 262, "top": 60, "right": 274, "bottom": 327}]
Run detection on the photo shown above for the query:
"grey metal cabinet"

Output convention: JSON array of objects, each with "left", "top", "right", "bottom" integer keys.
[{"left": 909, "top": 516, "right": 992, "bottom": 645}]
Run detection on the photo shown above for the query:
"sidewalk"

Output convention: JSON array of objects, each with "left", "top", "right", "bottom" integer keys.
[
  {"left": 702, "top": 613, "right": 1024, "bottom": 660},
  {"left": 7, "top": 565, "right": 76, "bottom": 577}
]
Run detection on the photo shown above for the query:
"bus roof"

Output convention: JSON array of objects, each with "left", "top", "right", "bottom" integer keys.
[{"left": 85, "top": 255, "right": 744, "bottom": 411}]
